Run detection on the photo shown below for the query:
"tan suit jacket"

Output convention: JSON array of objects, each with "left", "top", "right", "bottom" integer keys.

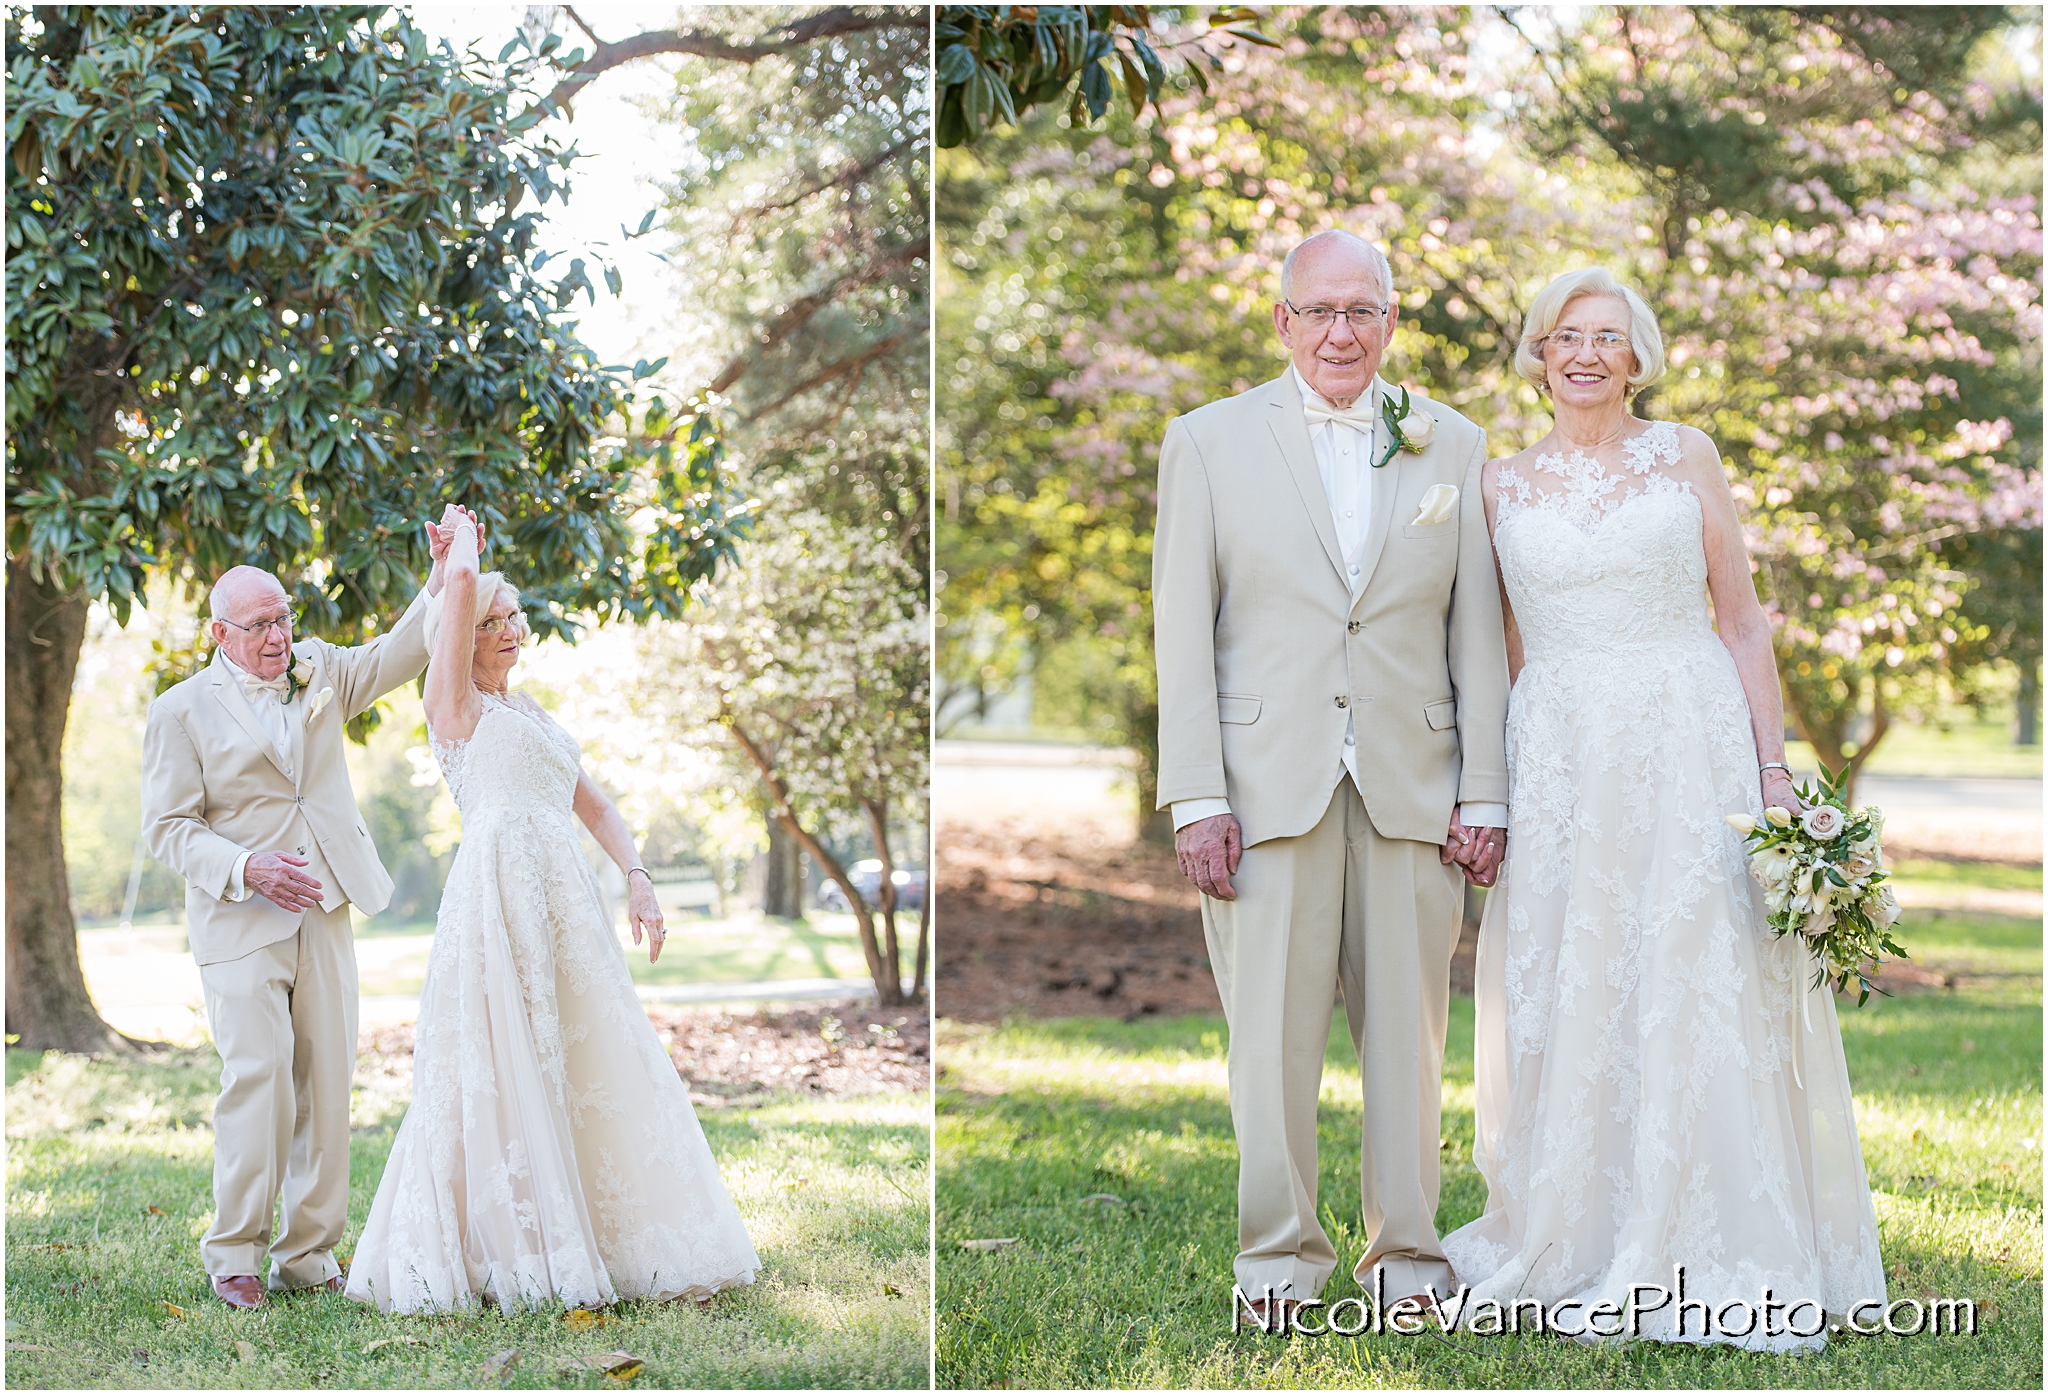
[
  {"left": 1153, "top": 372, "right": 1509, "bottom": 846},
  {"left": 142, "top": 589, "right": 432, "bottom": 966}
]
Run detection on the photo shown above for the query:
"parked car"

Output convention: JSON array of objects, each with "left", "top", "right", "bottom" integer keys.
[{"left": 817, "top": 859, "right": 926, "bottom": 913}]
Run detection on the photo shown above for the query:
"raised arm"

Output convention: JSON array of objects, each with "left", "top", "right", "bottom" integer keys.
[
  {"left": 421, "top": 504, "right": 484, "bottom": 742},
  {"left": 1686, "top": 428, "right": 1801, "bottom": 814},
  {"left": 572, "top": 768, "right": 668, "bottom": 962}
]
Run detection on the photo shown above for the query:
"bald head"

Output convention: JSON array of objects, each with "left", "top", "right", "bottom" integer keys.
[
  {"left": 210, "top": 566, "right": 287, "bottom": 624},
  {"left": 1280, "top": 231, "right": 1393, "bottom": 303}
]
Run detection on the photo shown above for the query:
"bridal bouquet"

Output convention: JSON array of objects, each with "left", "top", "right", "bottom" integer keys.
[{"left": 1727, "top": 766, "right": 1906, "bottom": 1004}]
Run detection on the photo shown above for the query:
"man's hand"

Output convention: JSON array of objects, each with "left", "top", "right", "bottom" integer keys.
[
  {"left": 245, "top": 852, "right": 325, "bottom": 913},
  {"left": 1442, "top": 809, "right": 1506, "bottom": 888},
  {"left": 1176, "top": 813, "right": 1243, "bottom": 901}
]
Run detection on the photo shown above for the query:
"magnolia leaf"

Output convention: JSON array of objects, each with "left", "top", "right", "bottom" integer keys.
[
  {"left": 144, "top": 1205, "right": 167, "bottom": 1215},
  {"left": 161, "top": 1302, "right": 190, "bottom": 1318},
  {"left": 882, "top": 1282, "right": 904, "bottom": 1297}
]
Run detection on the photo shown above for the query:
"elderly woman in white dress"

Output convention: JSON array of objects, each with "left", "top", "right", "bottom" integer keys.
[{"left": 1440, "top": 268, "right": 1886, "bottom": 1349}]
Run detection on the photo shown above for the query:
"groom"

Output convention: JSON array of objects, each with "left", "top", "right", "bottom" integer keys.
[
  {"left": 1153, "top": 230, "right": 1509, "bottom": 1319},
  {"left": 140, "top": 515, "right": 473, "bottom": 1308}
]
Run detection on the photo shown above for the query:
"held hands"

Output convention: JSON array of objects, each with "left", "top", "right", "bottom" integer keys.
[
  {"left": 1442, "top": 809, "right": 1505, "bottom": 888},
  {"left": 425, "top": 504, "right": 484, "bottom": 562},
  {"left": 1176, "top": 813, "right": 1243, "bottom": 901},
  {"left": 246, "top": 852, "right": 324, "bottom": 913},
  {"left": 628, "top": 873, "right": 667, "bottom": 963}
]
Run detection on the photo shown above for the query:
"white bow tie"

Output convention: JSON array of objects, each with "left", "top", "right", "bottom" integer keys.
[
  {"left": 236, "top": 667, "right": 290, "bottom": 701},
  {"left": 1302, "top": 399, "right": 1377, "bottom": 434}
]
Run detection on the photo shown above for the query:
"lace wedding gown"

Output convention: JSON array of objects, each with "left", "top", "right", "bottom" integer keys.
[
  {"left": 345, "top": 691, "right": 759, "bottom": 1313},
  {"left": 1440, "top": 422, "right": 1885, "bottom": 1350}
]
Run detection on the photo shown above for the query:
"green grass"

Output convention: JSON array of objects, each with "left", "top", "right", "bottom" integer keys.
[
  {"left": 5, "top": 1049, "right": 930, "bottom": 1389},
  {"left": 1785, "top": 711, "right": 2041, "bottom": 781},
  {"left": 1891, "top": 859, "right": 2043, "bottom": 892},
  {"left": 935, "top": 916, "right": 2042, "bottom": 1388}
]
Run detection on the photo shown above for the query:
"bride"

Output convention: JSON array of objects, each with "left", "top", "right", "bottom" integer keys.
[
  {"left": 1441, "top": 269, "right": 1886, "bottom": 1349},
  {"left": 345, "top": 505, "right": 759, "bottom": 1313}
]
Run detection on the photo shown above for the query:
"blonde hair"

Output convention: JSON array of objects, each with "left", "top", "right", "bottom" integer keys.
[
  {"left": 423, "top": 571, "right": 521, "bottom": 650},
  {"left": 1515, "top": 267, "right": 1666, "bottom": 394}
]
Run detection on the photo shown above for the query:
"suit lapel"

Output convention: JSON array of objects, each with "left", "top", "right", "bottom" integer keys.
[
  {"left": 285, "top": 675, "right": 308, "bottom": 791},
  {"left": 208, "top": 653, "right": 294, "bottom": 782},
  {"left": 1351, "top": 376, "right": 1406, "bottom": 605},
  {"left": 1266, "top": 372, "right": 1348, "bottom": 588}
]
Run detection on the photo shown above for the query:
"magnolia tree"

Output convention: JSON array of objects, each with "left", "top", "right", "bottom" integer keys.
[
  {"left": 938, "top": 5, "right": 2040, "bottom": 831},
  {"left": 636, "top": 504, "right": 930, "bottom": 1006}
]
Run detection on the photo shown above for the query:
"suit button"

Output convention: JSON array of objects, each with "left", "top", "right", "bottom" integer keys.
[
  {"left": 1335, "top": 697, "right": 1348, "bottom": 709},
  {"left": 1347, "top": 621, "right": 1361, "bottom": 634},
  {"left": 296, "top": 846, "right": 306, "bottom": 855}
]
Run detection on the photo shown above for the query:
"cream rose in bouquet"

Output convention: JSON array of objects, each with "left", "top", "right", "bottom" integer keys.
[{"left": 1726, "top": 764, "right": 1906, "bottom": 1004}]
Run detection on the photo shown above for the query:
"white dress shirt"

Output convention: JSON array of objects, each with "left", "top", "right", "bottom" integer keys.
[
  {"left": 219, "top": 653, "right": 295, "bottom": 902},
  {"left": 1172, "top": 367, "right": 1505, "bottom": 834}
]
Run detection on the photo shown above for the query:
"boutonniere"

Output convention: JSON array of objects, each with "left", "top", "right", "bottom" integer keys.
[
  {"left": 304, "top": 686, "right": 334, "bottom": 722},
  {"left": 283, "top": 655, "right": 314, "bottom": 705},
  {"left": 1375, "top": 387, "right": 1438, "bottom": 468}
]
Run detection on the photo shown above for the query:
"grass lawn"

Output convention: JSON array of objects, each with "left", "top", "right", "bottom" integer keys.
[
  {"left": 935, "top": 900, "right": 2042, "bottom": 1387},
  {"left": 1784, "top": 710, "right": 2041, "bottom": 780},
  {"left": 5, "top": 1049, "right": 930, "bottom": 1389}
]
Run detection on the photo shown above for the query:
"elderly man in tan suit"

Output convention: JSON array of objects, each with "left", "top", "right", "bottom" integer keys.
[
  {"left": 1153, "top": 231, "right": 1510, "bottom": 1322},
  {"left": 141, "top": 516, "right": 473, "bottom": 1308}
]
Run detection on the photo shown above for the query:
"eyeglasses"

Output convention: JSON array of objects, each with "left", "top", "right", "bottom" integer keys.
[
  {"left": 476, "top": 614, "right": 528, "bottom": 635},
  {"left": 217, "top": 607, "right": 300, "bottom": 637},
  {"left": 1285, "top": 301, "right": 1391, "bottom": 330},
  {"left": 1543, "top": 329, "right": 1632, "bottom": 353}
]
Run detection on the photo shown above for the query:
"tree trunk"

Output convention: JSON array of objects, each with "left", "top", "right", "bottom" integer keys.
[
  {"left": 1127, "top": 694, "right": 1174, "bottom": 845},
  {"left": 2019, "top": 667, "right": 2040, "bottom": 747},
  {"left": 761, "top": 816, "right": 804, "bottom": 918},
  {"left": 865, "top": 797, "right": 914, "bottom": 1004},
  {"left": 1782, "top": 675, "right": 1887, "bottom": 806},
  {"left": 725, "top": 714, "right": 909, "bottom": 1005},
  {"left": 5, "top": 557, "right": 143, "bottom": 1054}
]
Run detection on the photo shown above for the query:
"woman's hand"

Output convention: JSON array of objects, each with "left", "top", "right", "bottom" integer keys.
[
  {"left": 628, "top": 874, "right": 667, "bottom": 963},
  {"left": 426, "top": 504, "right": 484, "bottom": 559},
  {"left": 1761, "top": 767, "right": 1803, "bottom": 816}
]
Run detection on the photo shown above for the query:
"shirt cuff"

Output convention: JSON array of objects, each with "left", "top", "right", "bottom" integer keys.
[
  {"left": 1459, "top": 802, "right": 1508, "bottom": 830},
  {"left": 1171, "top": 798, "right": 1234, "bottom": 832},
  {"left": 225, "top": 850, "right": 254, "bottom": 903}
]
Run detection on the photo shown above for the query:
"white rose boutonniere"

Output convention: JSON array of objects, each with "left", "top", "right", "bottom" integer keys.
[
  {"left": 1374, "top": 386, "right": 1437, "bottom": 468},
  {"left": 305, "top": 686, "right": 334, "bottom": 723},
  {"left": 284, "top": 654, "right": 314, "bottom": 705}
]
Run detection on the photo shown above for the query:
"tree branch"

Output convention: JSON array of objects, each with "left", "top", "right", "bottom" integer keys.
[
  {"left": 743, "top": 331, "right": 909, "bottom": 421},
  {"left": 740, "top": 136, "right": 920, "bottom": 223},
  {"left": 545, "top": 7, "right": 927, "bottom": 111},
  {"left": 708, "top": 236, "right": 927, "bottom": 394}
]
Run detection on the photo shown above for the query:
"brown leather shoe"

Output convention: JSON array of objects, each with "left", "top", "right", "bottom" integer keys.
[
  {"left": 210, "top": 1274, "right": 267, "bottom": 1309},
  {"left": 317, "top": 1276, "right": 343, "bottom": 1294}
]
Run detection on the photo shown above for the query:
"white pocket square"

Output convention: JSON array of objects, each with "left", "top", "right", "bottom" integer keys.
[
  {"left": 305, "top": 686, "right": 334, "bottom": 722},
  {"left": 1412, "top": 483, "right": 1458, "bottom": 526}
]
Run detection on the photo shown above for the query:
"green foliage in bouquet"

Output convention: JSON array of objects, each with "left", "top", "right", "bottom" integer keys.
[{"left": 1732, "top": 765, "right": 1908, "bottom": 1005}]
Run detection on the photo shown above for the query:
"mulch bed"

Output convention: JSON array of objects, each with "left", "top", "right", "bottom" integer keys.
[
  {"left": 932, "top": 822, "right": 2024, "bottom": 1021},
  {"left": 356, "top": 998, "right": 929, "bottom": 1108}
]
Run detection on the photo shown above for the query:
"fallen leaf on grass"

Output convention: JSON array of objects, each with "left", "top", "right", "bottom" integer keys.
[
  {"left": 7, "top": 1342, "right": 59, "bottom": 1353},
  {"left": 1890, "top": 1262, "right": 1912, "bottom": 1281},
  {"left": 234, "top": 1340, "right": 258, "bottom": 1364},
  {"left": 31, "top": 1243, "right": 88, "bottom": 1252},
  {"left": 882, "top": 1282, "right": 904, "bottom": 1297},
  {"left": 564, "top": 1308, "right": 614, "bottom": 1331},
  {"left": 162, "top": 1301, "right": 190, "bottom": 1319},
  {"left": 776, "top": 1177, "right": 810, "bottom": 1191},
  {"left": 1078, "top": 1193, "right": 1125, "bottom": 1208},
  {"left": 144, "top": 1205, "right": 167, "bottom": 1216},
  {"left": 586, "top": 1350, "right": 644, "bottom": 1380},
  {"left": 362, "top": 1337, "right": 425, "bottom": 1354},
  {"left": 482, "top": 1348, "right": 520, "bottom": 1379},
  {"left": 960, "top": 1238, "right": 1020, "bottom": 1252},
  {"left": 1980, "top": 1303, "right": 1999, "bottom": 1327}
]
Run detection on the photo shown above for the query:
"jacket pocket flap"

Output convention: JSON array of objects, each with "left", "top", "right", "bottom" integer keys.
[
  {"left": 1424, "top": 698, "right": 1457, "bottom": 731},
  {"left": 1217, "top": 693, "right": 1263, "bottom": 725}
]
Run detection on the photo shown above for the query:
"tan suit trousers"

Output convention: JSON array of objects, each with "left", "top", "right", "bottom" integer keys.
[
  {"left": 1203, "top": 776, "right": 1463, "bottom": 1302},
  {"left": 197, "top": 901, "right": 357, "bottom": 1288}
]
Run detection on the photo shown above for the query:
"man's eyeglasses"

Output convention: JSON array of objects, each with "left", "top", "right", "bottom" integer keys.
[
  {"left": 1285, "top": 301, "right": 1391, "bottom": 330},
  {"left": 1543, "top": 329, "right": 1632, "bottom": 353},
  {"left": 476, "top": 615, "right": 528, "bottom": 635},
  {"left": 217, "top": 607, "right": 300, "bottom": 637}
]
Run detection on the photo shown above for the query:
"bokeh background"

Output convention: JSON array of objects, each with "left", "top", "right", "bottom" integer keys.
[{"left": 931, "top": 6, "right": 2041, "bottom": 1389}]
